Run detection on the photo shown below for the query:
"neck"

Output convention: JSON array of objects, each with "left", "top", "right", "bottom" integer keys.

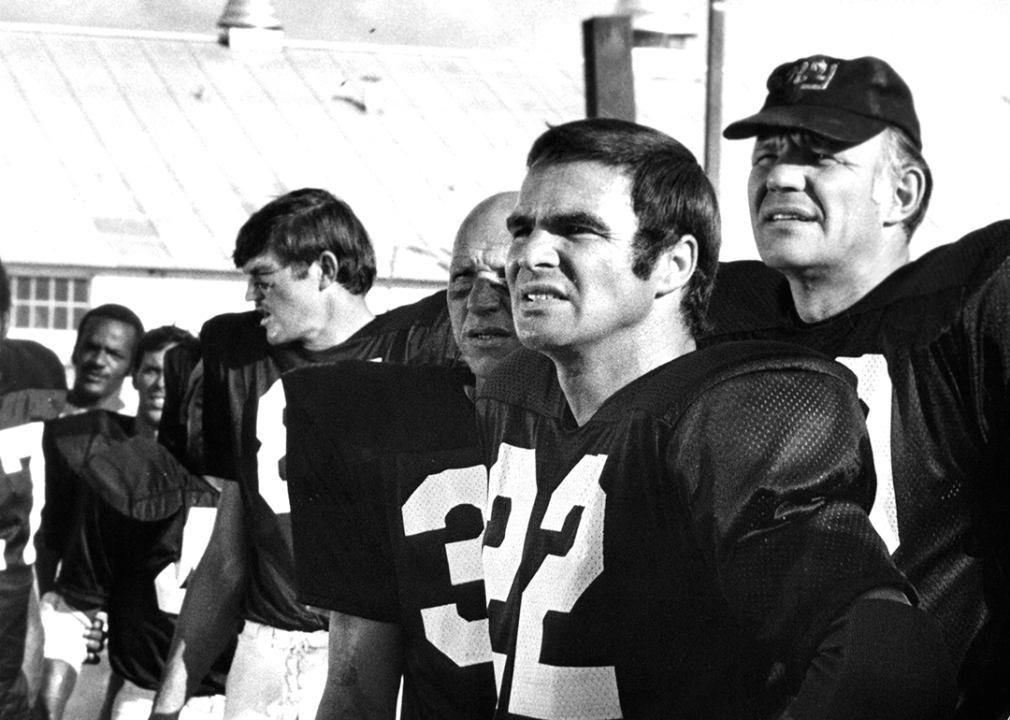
[
  {"left": 303, "top": 293, "right": 375, "bottom": 351},
  {"left": 784, "top": 237, "right": 910, "bottom": 323},
  {"left": 552, "top": 323, "right": 695, "bottom": 427},
  {"left": 66, "top": 389, "right": 123, "bottom": 413},
  {"left": 133, "top": 415, "right": 159, "bottom": 439}
]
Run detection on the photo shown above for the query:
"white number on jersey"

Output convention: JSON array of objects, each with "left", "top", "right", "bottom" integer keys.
[
  {"left": 154, "top": 506, "right": 217, "bottom": 615},
  {"left": 836, "top": 354, "right": 900, "bottom": 553},
  {"left": 0, "top": 422, "right": 46, "bottom": 568},
  {"left": 256, "top": 381, "right": 290, "bottom": 514},
  {"left": 484, "top": 443, "right": 621, "bottom": 720},
  {"left": 401, "top": 465, "right": 492, "bottom": 667}
]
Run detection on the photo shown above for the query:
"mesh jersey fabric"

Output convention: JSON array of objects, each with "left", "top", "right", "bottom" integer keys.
[
  {"left": 475, "top": 343, "right": 908, "bottom": 719},
  {"left": 285, "top": 361, "right": 496, "bottom": 720},
  {"left": 56, "top": 434, "right": 232, "bottom": 693},
  {"left": 201, "top": 290, "right": 461, "bottom": 632},
  {"left": 701, "top": 220, "right": 1010, "bottom": 715}
]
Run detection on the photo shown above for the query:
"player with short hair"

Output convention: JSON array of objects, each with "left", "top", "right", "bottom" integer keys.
[
  {"left": 153, "top": 188, "right": 459, "bottom": 720},
  {"left": 66, "top": 304, "right": 145, "bottom": 413},
  {"left": 287, "top": 191, "right": 521, "bottom": 720},
  {"left": 476, "top": 118, "right": 956, "bottom": 718},
  {"left": 36, "top": 326, "right": 208, "bottom": 720},
  {"left": 708, "top": 54, "right": 1010, "bottom": 718}
]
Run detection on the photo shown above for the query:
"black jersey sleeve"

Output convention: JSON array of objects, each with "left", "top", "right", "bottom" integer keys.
[
  {"left": 285, "top": 360, "right": 478, "bottom": 621},
  {"left": 670, "top": 362, "right": 910, "bottom": 682}
]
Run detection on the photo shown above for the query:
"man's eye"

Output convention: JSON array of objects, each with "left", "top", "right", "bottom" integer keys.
[{"left": 449, "top": 279, "right": 473, "bottom": 297}]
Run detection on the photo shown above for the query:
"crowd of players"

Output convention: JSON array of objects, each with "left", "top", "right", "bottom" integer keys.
[{"left": 1, "top": 51, "right": 1008, "bottom": 720}]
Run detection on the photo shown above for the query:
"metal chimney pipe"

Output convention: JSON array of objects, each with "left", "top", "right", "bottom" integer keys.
[{"left": 218, "top": 0, "right": 284, "bottom": 49}]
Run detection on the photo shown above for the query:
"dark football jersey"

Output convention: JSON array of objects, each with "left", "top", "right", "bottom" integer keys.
[
  {"left": 702, "top": 220, "right": 1010, "bottom": 713},
  {"left": 286, "top": 361, "right": 496, "bottom": 720},
  {"left": 38, "top": 410, "right": 135, "bottom": 565},
  {"left": 0, "top": 339, "right": 67, "bottom": 396},
  {"left": 476, "top": 344, "right": 908, "bottom": 719},
  {"left": 0, "top": 388, "right": 65, "bottom": 686},
  {"left": 202, "top": 290, "right": 460, "bottom": 632},
  {"left": 157, "top": 339, "right": 203, "bottom": 475},
  {"left": 57, "top": 435, "right": 231, "bottom": 694}
]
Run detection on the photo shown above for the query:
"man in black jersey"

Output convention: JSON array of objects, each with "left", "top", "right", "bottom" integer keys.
[
  {"left": 712, "top": 54, "right": 1010, "bottom": 718},
  {"left": 288, "top": 192, "right": 519, "bottom": 720},
  {"left": 153, "top": 189, "right": 458, "bottom": 720},
  {"left": 36, "top": 326, "right": 200, "bottom": 720},
  {"left": 0, "top": 258, "right": 66, "bottom": 720},
  {"left": 476, "top": 118, "right": 956, "bottom": 719}
]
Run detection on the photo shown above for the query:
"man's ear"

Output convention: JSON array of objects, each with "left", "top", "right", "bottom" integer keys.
[
  {"left": 881, "top": 165, "right": 926, "bottom": 228},
  {"left": 653, "top": 234, "right": 698, "bottom": 298},
  {"left": 317, "top": 251, "right": 339, "bottom": 289}
]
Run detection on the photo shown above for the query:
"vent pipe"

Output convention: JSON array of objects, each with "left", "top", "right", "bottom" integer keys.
[{"left": 218, "top": 0, "right": 284, "bottom": 51}]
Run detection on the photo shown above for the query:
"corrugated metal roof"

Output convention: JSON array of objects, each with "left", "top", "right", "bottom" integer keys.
[{"left": 0, "top": 23, "right": 584, "bottom": 282}]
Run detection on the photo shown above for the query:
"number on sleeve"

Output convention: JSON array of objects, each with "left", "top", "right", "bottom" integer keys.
[
  {"left": 0, "top": 422, "right": 46, "bottom": 569},
  {"left": 401, "top": 465, "right": 492, "bottom": 667},
  {"left": 154, "top": 507, "right": 218, "bottom": 614}
]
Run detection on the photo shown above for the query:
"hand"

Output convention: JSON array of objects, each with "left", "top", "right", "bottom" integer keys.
[{"left": 83, "top": 611, "right": 108, "bottom": 665}]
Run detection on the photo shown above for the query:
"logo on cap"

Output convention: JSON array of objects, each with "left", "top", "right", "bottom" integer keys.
[{"left": 785, "top": 58, "right": 838, "bottom": 91}]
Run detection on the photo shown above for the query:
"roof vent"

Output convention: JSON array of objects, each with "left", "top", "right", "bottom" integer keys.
[{"left": 218, "top": 0, "right": 284, "bottom": 52}]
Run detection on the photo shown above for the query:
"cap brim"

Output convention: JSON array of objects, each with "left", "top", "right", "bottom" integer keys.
[{"left": 723, "top": 105, "right": 890, "bottom": 144}]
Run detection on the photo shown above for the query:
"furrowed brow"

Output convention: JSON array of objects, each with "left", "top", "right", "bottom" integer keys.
[{"left": 542, "top": 210, "right": 611, "bottom": 236}]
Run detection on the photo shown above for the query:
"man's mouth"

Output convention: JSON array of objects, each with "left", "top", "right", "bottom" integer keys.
[
  {"left": 519, "top": 285, "right": 567, "bottom": 304},
  {"left": 761, "top": 206, "right": 817, "bottom": 223},
  {"left": 466, "top": 327, "right": 512, "bottom": 342}
]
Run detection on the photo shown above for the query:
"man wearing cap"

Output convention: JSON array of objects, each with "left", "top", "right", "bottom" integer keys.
[{"left": 706, "top": 54, "right": 1010, "bottom": 719}]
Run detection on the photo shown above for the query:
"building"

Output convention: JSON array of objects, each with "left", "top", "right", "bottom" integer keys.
[{"left": 0, "top": 20, "right": 584, "bottom": 364}]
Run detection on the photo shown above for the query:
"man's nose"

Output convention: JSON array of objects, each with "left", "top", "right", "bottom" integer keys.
[
  {"left": 467, "top": 277, "right": 501, "bottom": 313},
  {"left": 510, "top": 229, "right": 560, "bottom": 272}
]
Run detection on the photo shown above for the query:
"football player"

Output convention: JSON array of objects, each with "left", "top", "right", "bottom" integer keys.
[
  {"left": 710, "top": 54, "right": 1010, "bottom": 719},
  {"left": 36, "top": 326, "right": 201, "bottom": 720},
  {"left": 476, "top": 118, "right": 957, "bottom": 718},
  {"left": 152, "top": 189, "right": 459, "bottom": 720},
  {"left": 286, "top": 192, "right": 520, "bottom": 719},
  {"left": 0, "top": 257, "right": 66, "bottom": 720}
]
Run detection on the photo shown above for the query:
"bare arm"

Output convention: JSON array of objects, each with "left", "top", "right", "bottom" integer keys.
[
  {"left": 151, "top": 479, "right": 247, "bottom": 718},
  {"left": 315, "top": 611, "right": 404, "bottom": 720}
]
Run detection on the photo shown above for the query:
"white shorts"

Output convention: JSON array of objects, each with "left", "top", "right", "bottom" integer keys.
[
  {"left": 39, "top": 592, "right": 91, "bottom": 668},
  {"left": 223, "top": 621, "right": 328, "bottom": 720},
  {"left": 112, "top": 678, "right": 225, "bottom": 720}
]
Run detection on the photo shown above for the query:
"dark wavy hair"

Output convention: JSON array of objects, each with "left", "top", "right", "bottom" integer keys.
[
  {"left": 526, "top": 119, "right": 721, "bottom": 336},
  {"left": 233, "top": 188, "right": 376, "bottom": 296}
]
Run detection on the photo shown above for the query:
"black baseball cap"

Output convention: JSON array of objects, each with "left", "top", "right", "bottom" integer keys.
[{"left": 723, "top": 55, "right": 922, "bottom": 150}]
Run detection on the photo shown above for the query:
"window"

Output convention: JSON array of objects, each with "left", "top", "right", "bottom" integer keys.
[{"left": 11, "top": 276, "right": 90, "bottom": 330}]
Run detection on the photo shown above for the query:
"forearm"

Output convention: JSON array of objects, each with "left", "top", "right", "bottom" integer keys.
[
  {"left": 153, "top": 479, "right": 247, "bottom": 716},
  {"left": 316, "top": 611, "right": 403, "bottom": 720},
  {"left": 784, "top": 597, "right": 956, "bottom": 720},
  {"left": 153, "top": 542, "right": 245, "bottom": 715}
]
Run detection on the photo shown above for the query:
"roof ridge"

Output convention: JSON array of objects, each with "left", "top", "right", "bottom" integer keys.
[{"left": 0, "top": 22, "right": 581, "bottom": 63}]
